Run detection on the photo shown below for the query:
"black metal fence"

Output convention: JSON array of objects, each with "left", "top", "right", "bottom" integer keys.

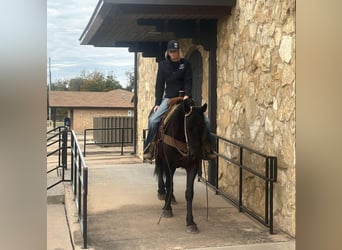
[
  {"left": 70, "top": 130, "right": 88, "bottom": 249},
  {"left": 84, "top": 127, "right": 134, "bottom": 156},
  {"left": 82, "top": 116, "right": 135, "bottom": 157},
  {"left": 46, "top": 126, "right": 88, "bottom": 248},
  {"left": 143, "top": 128, "right": 278, "bottom": 234},
  {"left": 47, "top": 126, "right": 70, "bottom": 189},
  {"left": 93, "top": 116, "right": 134, "bottom": 144},
  {"left": 200, "top": 134, "right": 278, "bottom": 234}
]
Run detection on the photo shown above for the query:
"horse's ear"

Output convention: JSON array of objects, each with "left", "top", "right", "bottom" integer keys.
[{"left": 201, "top": 103, "right": 207, "bottom": 113}]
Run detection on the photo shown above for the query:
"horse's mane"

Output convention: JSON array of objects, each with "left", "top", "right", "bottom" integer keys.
[
  {"left": 166, "top": 98, "right": 192, "bottom": 124},
  {"left": 163, "top": 100, "right": 184, "bottom": 132}
]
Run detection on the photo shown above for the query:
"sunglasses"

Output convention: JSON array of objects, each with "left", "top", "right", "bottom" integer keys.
[{"left": 168, "top": 50, "right": 179, "bottom": 53}]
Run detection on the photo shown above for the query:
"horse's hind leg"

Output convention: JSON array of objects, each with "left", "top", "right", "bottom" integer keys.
[
  {"left": 162, "top": 166, "right": 175, "bottom": 218},
  {"left": 185, "top": 165, "right": 199, "bottom": 233},
  {"left": 156, "top": 157, "right": 177, "bottom": 203}
]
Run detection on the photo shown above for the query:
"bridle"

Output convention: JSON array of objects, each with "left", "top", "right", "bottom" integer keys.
[
  {"left": 183, "top": 106, "right": 193, "bottom": 156},
  {"left": 160, "top": 105, "right": 198, "bottom": 157}
]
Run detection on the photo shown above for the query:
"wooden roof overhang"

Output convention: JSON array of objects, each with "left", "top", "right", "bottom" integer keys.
[{"left": 80, "top": 0, "right": 236, "bottom": 60}]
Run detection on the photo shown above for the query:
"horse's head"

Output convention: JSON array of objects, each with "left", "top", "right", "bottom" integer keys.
[{"left": 182, "top": 99, "right": 208, "bottom": 160}]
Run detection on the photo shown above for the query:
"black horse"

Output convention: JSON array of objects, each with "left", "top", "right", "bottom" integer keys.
[{"left": 154, "top": 97, "right": 208, "bottom": 233}]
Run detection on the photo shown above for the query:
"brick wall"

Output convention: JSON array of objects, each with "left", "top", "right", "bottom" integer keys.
[{"left": 72, "top": 108, "right": 133, "bottom": 134}]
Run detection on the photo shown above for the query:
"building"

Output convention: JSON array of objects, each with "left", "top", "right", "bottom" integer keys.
[
  {"left": 49, "top": 89, "right": 134, "bottom": 134},
  {"left": 79, "top": 0, "right": 295, "bottom": 236}
]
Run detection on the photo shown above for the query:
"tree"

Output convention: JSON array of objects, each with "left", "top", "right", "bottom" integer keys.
[
  {"left": 69, "top": 77, "right": 83, "bottom": 91},
  {"left": 50, "top": 70, "right": 124, "bottom": 92},
  {"left": 125, "top": 69, "right": 135, "bottom": 92},
  {"left": 80, "top": 70, "right": 122, "bottom": 91},
  {"left": 104, "top": 73, "right": 122, "bottom": 91},
  {"left": 50, "top": 79, "right": 68, "bottom": 91}
]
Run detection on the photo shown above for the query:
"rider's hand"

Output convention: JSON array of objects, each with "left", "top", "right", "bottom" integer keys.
[
  {"left": 153, "top": 105, "right": 159, "bottom": 112},
  {"left": 183, "top": 95, "right": 189, "bottom": 100}
]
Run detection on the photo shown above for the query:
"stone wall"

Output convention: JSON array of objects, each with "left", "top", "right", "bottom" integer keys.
[
  {"left": 136, "top": 56, "right": 158, "bottom": 155},
  {"left": 136, "top": 0, "right": 295, "bottom": 236},
  {"left": 216, "top": 0, "right": 296, "bottom": 236}
]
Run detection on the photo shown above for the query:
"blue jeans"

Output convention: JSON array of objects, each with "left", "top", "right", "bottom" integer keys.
[{"left": 144, "top": 98, "right": 170, "bottom": 148}]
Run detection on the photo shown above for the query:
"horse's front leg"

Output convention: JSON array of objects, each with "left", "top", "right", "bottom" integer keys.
[
  {"left": 157, "top": 159, "right": 166, "bottom": 200},
  {"left": 185, "top": 164, "right": 199, "bottom": 233},
  {"left": 162, "top": 166, "right": 175, "bottom": 218}
]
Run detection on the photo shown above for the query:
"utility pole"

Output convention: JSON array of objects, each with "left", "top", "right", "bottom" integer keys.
[{"left": 48, "top": 57, "right": 52, "bottom": 121}]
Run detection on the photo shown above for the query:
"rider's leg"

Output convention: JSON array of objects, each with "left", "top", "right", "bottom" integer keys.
[{"left": 143, "top": 98, "right": 170, "bottom": 159}]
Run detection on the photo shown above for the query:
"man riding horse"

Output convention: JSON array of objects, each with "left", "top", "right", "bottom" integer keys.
[{"left": 143, "top": 40, "right": 215, "bottom": 160}]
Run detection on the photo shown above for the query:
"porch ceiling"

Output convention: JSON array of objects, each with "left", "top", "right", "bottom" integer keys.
[{"left": 80, "top": 0, "right": 235, "bottom": 58}]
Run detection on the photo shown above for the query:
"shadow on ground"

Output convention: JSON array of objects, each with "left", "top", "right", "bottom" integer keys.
[
  {"left": 84, "top": 203, "right": 290, "bottom": 250},
  {"left": 66, "top": 162, "right": 292, "bottom": 250}
]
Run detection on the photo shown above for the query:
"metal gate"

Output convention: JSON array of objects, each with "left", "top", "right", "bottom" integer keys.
[{"left": 93, "top": 116, "right": 134, "bottom": 145}]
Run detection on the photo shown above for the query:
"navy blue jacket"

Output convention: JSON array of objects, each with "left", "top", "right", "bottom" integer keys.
[{"left": 154, "top": 58, "right": 192, "bottom": 106}]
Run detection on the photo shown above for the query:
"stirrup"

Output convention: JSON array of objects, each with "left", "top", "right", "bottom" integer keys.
[
  {"left": 203, "top": 151, "right": 216, "bottom": 160},
  {"left": 203, "top": 145, "right": 216, "bottom": 160},
  {"left": 143, "top": 143, "right": 155, "bottom": 160},
  {"left": 143, "top": 151, "right": 154, "bottom": 160}
]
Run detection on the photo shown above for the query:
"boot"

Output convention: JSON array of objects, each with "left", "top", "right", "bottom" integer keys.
[
  {"left": 143, "top": 142, "right": 155, "bottom": 160},
  {"left": 203, "top": 143, "right": 216, "bottom": 160}
]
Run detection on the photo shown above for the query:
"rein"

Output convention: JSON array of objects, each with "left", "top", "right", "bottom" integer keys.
[{"left": 160, "top": 105, "right": 195, "bottom": 157}]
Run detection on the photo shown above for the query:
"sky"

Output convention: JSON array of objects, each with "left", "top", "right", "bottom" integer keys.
[{"left": 47, "top": 0, "right": 135, "bottom": 87}]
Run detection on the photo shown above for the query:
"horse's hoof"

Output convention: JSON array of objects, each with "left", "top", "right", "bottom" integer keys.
[
  {"left": 158, "top": 193, "right": 166, "bottom": 200},
  {"left": 162, "top": 209, "right": 173, "bottom": 218},
  {"left": 171, "top": 195, "right": 177, "bottom": 205},
  {"left": 186, "top": 224, "right": 199, "bottom": 233}
]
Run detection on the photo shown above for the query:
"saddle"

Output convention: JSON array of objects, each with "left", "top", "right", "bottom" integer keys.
[
  {"left": 161, "top": 97, "right": 183, "bottom": 126},
  {"left": 156, "top": 97, "right": 188, "bottom": 155}
]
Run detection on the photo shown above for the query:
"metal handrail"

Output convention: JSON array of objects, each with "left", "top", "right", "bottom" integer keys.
[
  {"left": 83, "top": 127, "right": 134, "bottom": 156},
  {"left": 199, "top": 133, "right": 277, "bottom": 234},
  {"left": 143, "top": 127, "right": 277, "bottom": 234},
  {"left": 47, "top": 126, "right": 88, "bottom": 248},
  {"left": 70, "top": 130, "right": 88, "bottom": 249},
  {"left": 47, "top": 126, "right": 70, "bottom": 190}
]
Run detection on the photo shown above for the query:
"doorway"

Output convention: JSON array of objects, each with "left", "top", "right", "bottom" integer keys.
[{"left": 188, "top": 50, "right": 203, "bottom": 105}]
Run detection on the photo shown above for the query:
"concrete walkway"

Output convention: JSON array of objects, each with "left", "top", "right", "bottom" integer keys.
[
  {"left": 47, "top": 150, "right": 295, "bottom": 250},
  {"left": 47, "top": 151, "right": 74, "bottom": 250}
]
